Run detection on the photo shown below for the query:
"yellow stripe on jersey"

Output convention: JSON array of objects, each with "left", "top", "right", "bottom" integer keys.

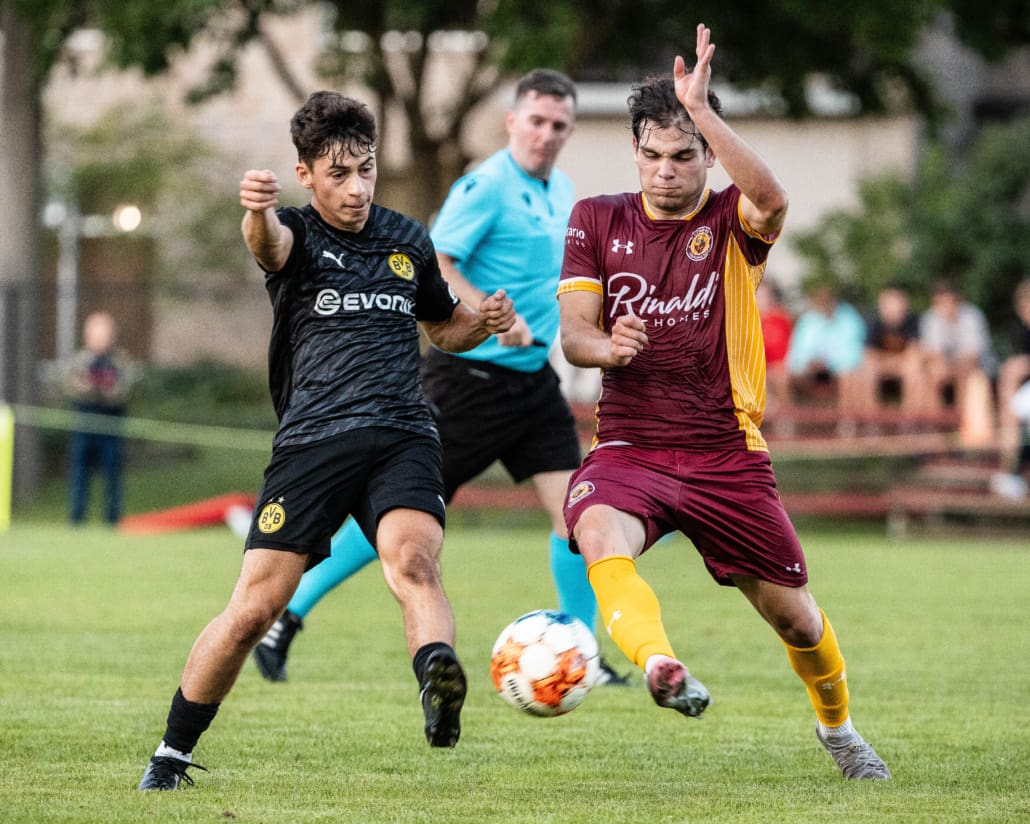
[
  {"left": 557, "top": 277, "right": 604, "bottom": 297},
  {"left": 737, "top": 198, "right": 781, "bottom": 244},
  {"left": 722, "top": 234, "right": 769, "bottom": 452}
]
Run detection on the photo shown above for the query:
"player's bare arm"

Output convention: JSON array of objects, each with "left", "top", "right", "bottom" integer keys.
[
  {"left": 240, "top": 169, "right": 294, "bottom": 271},
  {"left": 422, "top": 289, "right": 515, "bottom": 353},
  {"left": 674, "top": 24, "right": 788, "bottom": 238},
  {"left": 559, "top": 291, "right": 647, "bottom": 368},
  {"left": 437, "top": 253, "right": 534, "bottom": 347}
]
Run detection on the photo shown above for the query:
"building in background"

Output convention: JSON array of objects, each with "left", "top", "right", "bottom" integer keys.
[{"left": 32, "top": 8, "right": 1030, "bottom": 371}]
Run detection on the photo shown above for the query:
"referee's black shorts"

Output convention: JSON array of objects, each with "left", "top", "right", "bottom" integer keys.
[{"left": 420, "top": 348, "right": 583, "bottom": 500}]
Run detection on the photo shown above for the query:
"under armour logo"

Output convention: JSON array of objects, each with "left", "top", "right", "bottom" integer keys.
[
  {"left": 820, "top": 671, "right": 846, "bottom": 690},
  {"left": 611, "top": 239, "right": 634, "bottom": 254}
]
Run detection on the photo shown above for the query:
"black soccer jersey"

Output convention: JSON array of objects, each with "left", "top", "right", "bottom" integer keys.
[{"left": 263, "top": 203, "right": 458, "bottom": 448}]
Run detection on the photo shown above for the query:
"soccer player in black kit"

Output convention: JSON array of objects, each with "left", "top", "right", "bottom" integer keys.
[{"left": 139, "top": 91, "right": 515, "bottom": 790}]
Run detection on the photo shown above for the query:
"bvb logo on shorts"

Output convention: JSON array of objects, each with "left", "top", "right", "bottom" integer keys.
[
  {"left": 258, "top": 500, "right": 287, "bottom": 534},
  {"left": 388, "top": 253, "right": 414, "bottom": 280},
  {"left": 567, "top": 481, "right": 595, "bottom": 507}
]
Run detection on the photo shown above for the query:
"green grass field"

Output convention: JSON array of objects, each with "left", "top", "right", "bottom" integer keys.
[{"left": 1, "top": 520, "right": 1028, "bottom": 822}]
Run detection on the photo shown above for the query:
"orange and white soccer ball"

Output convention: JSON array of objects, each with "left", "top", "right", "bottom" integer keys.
[{"left": 490, "top": 609, "right": 600, "bottom": 717}]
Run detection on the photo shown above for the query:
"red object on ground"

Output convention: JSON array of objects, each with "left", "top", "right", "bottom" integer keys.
[{"left": 119, "top": 492, "right": 256, "bottom": 535}]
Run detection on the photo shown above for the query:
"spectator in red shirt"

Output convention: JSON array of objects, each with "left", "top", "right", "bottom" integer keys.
[{"left": 756, "top": 280, "right": 793, "bottom": 418}]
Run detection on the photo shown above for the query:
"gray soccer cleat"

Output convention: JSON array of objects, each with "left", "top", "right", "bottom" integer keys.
[
  {"left": 646, "top": 656, "right": 710, "bottom": 718},
  {"left": 816, "top": 725, "right": 891, "bottom": 780}
]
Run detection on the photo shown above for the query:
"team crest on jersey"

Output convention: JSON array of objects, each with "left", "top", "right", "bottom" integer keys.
[
  {"left": 567, "top": 481, "right": 596, "bottom": 507},
  {"left": 685, "top": 226, "right": 714, "bottom": 261},
  {"left": 257, "top": 499, "right": 287, "bottom": 534},
  {"left": 388, "top": 252, "right": 415, "bottom": 280}
]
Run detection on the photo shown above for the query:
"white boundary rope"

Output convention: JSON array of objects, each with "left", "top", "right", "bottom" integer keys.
[{"left": 10, "top": 404, "right": 273, "bottom": 451}]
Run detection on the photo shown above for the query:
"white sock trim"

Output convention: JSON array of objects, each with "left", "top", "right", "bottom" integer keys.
[
  {"left": 818, "top": 717, "right": 855, "bottom": 740},
  {"left": 155, "top": 741, "right": 192, "bottom": 762},
  {"left": 644, "top": 654, "right": 676, "bottom": 678}
]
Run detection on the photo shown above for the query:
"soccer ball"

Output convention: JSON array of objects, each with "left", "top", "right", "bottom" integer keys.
[{"left": 490, "top": 609, "right": 600, "bottom": 717}]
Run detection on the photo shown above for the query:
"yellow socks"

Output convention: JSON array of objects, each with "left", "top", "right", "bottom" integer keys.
[
  {"left": 783, "top": 609, "right": 850, "bottom": 727},
  {"left": 586, "top": 555, "right": 674, "bottom": 669},
  {"left": 586, "top": 555, "right": 852, "bottom": 728}
]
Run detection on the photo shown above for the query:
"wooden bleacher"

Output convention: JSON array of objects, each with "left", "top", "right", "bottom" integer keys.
[{"left": 449, "top": 400, "right": 1030, "bottom": 537}]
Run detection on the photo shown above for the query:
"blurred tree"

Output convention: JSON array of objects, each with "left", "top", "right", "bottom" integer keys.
[
  {"left": 792, "top": 175, "right": 918, "bottom": 305},
  {"left": 906, "top": 116, "right": 1030, "bottom": 342},
  {"left": 57, "top": 0, "right": 1030, "bottom": 219},
  {"left": 46, "top": 104, "right": 245, "bottom": 285},
  {"left": 2, "top": 0, "right": 1028, "bottom": 494},
  {"left": 792, "top": 116, "right": 1030, "bottom": 349}
]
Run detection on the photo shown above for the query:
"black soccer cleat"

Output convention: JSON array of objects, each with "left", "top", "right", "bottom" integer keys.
[
  {"left": 595, "top": 657, "right": 634, "bottom": 687},
  {"left": 252, "top": 610, "right": 303, "bottom": 682},
  {"left": 138, "top": 756, "right": 207, "bottom": 791},
  {"left": 419, "top": 649, "right": 467, "bottom": 748}
]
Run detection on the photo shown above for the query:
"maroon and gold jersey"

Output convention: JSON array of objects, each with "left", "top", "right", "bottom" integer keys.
[{"left": 558, "top": 187, "right": 777, "bottom": 452}]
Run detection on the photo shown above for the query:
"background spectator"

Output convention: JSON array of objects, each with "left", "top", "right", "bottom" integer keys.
[
  {"left": 62, "top": 311, "right": 139, "bottom": 525},
  {"left": 756, "top": 279, "right": 794, "bottom": 418},
  {"left": 852, "top": 283, "right": 925, "bottom": 419},
  {"left": 918, "top": 279, "right": 995, "bottom": 417},
  {"left": 993, "top": 279, "right": 1030, "bottom": 492},
  {"left": 785, "top": 281, "right": 866, "bottom": 423},
  {"left": 990, "top": 377, "right": 1030, "bottom": 499}
]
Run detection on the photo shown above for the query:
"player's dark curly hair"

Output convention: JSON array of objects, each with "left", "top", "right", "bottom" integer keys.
[
  {"left": 628, "top": 74, "right": 722, "bottom": 150},
  {"left": 290, "top": 91, "right": 377, "bottom": 166}
]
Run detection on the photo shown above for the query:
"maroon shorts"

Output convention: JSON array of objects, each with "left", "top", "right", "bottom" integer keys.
[{"left": 563, "top": 444, "right": 807, "bottom": 588}]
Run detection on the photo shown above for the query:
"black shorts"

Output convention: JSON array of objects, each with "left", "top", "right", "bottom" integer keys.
[
  {"left": 420, "top": 348, "right": 582, "bottom": 499},
  {"left": 244, "top": 427, "right": 445, "bottom": 564}
]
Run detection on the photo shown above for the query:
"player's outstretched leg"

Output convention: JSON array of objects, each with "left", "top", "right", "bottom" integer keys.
[
  {"left": 816, "top": 722, "right": 891, "bottom": 780},
  {"left": 252, "top": 518, "right": 378, "bottom": 682},
  {"left": 782, "top": 609, "right": 890, "bottom": 779},
  {"left": 645, "top": 654, "right": 711, "bottom": 719},
  {"left": 415, "top": 643, "right": 467, "bottom": 748},
  {"left": 587, "top": 555, "right": 709, "bottom": 713}
]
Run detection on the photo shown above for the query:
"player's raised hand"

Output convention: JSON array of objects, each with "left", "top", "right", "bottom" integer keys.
[
  {"left": 674, "top": 23, "right": 716, "bottom": 114},
  {"left": 479, "top": 289, "right": 516, "bottom": 336},
  {"left": 608, "top": 313, "right": 647, "bottom": 366},
  {"left": 240, "top": 169, "right": 282, "bottom": 212}
]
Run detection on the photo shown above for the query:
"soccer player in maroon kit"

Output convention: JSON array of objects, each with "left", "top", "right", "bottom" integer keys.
[{"left": 557, "top": 24, "right": 890, "bottom": 780}]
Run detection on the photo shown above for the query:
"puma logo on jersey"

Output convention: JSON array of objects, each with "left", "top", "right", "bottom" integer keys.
[{"left": 322, "top": 250, "right": 347, "bottom": 268}]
